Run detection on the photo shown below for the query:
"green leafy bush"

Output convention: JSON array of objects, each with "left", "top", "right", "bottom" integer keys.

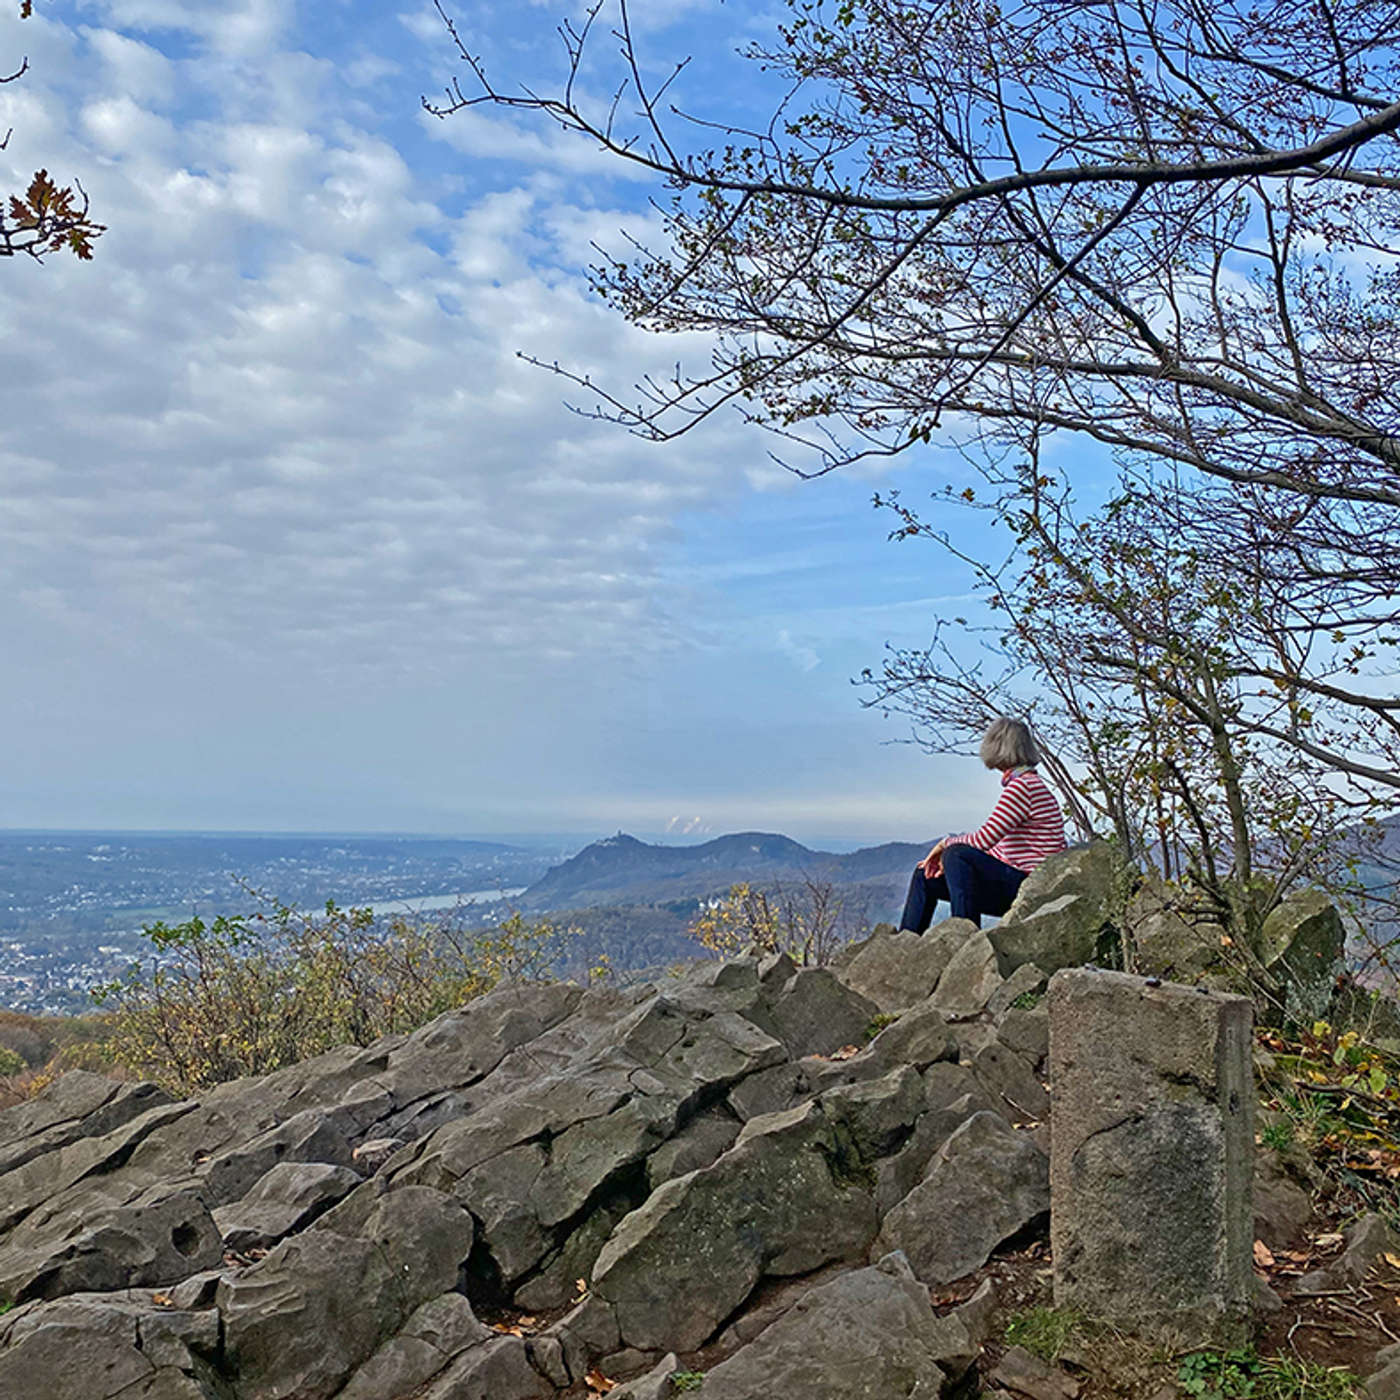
[{"left": 93, "top": 896, "right": 579, "bottom": 1094}]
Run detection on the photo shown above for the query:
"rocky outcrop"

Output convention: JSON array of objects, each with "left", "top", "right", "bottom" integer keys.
[
  {"left": 988, "top": 842, "right": 1129, "bottom": 977},
  {"left": 0, "top": 931, "right": 1061, "bottom": 1399}
]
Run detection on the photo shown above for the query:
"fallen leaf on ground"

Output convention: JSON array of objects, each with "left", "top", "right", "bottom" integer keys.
[
  {"left": 585, "top": 1370, "right": 617, "bottom": 1394},
  {"left": 1314, "top": 1233, "right": 1345, "bottom": 1250},
  {"left": 1383, "top": 1253, "right": 1400, "bottom": 1271},
  {"left": 1254, "top": 1240, "right": 1276, "bottom": 1267},
  {"left": 151, "top": 1293, "right": 174, "bottom": 1308}
]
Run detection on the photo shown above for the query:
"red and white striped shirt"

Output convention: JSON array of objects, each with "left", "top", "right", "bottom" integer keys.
[{"left": 951, "top": 767, "right": 1066, "bottom": 873}]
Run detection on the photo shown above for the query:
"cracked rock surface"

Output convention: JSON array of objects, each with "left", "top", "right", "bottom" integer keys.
[{"left": 0, "top": 858, "right": 1104, "bottom": 1400}]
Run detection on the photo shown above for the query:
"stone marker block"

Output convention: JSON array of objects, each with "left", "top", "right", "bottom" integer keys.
[{"left": 1048, "top": 969, "right": 1253, "bottom": 1344}]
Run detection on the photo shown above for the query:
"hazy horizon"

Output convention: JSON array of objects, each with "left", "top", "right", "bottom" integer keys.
[{"left": 0, "top": 825, "right": 908, "bottom": 855}]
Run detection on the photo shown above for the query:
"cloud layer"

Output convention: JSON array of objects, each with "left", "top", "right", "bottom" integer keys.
[{"left": 0, "top": 1, "right": 981, "bottom": 841}]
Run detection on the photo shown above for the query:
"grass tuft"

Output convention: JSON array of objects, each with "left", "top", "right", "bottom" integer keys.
[{"left": 1004, "top": 1306, "right": 1081, "bottom": 1362}]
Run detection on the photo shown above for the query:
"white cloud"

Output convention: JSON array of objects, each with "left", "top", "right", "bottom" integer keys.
[
  {"left": 0, "top": 6, "right": 767, "bottom": 696},
  {"left": 0, "top": 0, "right": 974, "bottom": 837},
  {"left": 80, "top": 0, "right": 291, "bottom": 56}
]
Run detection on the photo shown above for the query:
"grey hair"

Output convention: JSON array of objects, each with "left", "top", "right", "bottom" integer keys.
[{"left": 979, "top": 717, "right": 1041, "bottom": 770}]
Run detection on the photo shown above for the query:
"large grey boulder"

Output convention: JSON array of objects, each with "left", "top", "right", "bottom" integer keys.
[
  {"left": 878, "top": 1111, "right": 1049, "bottom": 1285},
  {"left": 213, "top": 1161, "right": 361, "bottom": 1252},
  {"left": 220, "top": 1186, "right": 475, "bottom": 1400},
  {"left": 863, "top": 1001, "right": 957, "bottom": 1068},
  {"left": 873, "top": 1092, "right": 989, "bottom": 1218},
  {"left": 723, "top": 1000, "right": 958, "bottom": 1129},
  {"left": 929, "top": 926, "right": 1001, "bottom": 1019},
  {"left": 697, "top": 1251, "right": 947, "bottom": 1399},
  {"left": 0, "top": 1188, "right": 222, "bottom": 1305},
  {"left": 1049, "top": 969, "right": 1254, "bottom": 1344},
  {"left": 764, "top": 968, "right": 879, "bottom": 1058},
  {"left": 199, "top": 1108, "right": 355, "bottom": 1205},
  {"left": 414, "top": 1335, "right": 554, "bottom": 1400},
  {"left": 0, "top": 1075, "right": 173, "bottom": 1178},
  {"left": 1256, "top": 890, "right": 1346, "bottom": 1019},
  {"left": 387, "top": 988, "right": 788, "bottom": 1290},
  {"left": 646, "top": 1109, "right": 740, "bottom": 1190},
  {"left": 0, "top": 1291, "right": 221, "bottom": 1400},
  {"left": 838, "top": 924, "right": 966, "bottom": 1013},
  {"left": 988, "top": 842, "right": 1128, "bottom": 977},
  {"left": 372, "top": 981, "right": 586, "bottom": 1125},
  {"left": 970, "top": 1041, "right": 1050, "bottom": 1125},
  {"left": 1127, "top": 877, "right": 1220, "bottom": 982},
  {"left": 0, "top": 1097, "right": 195, "bottom": 1239},
  {"left": 333, "top": 1292, "right": 493, "bottom": 1400},
  {"left": 592, "top": 1099, "right": 879, "bottom": 1352},
  {"left": 820, "top": 1067, "right": 927, "bottom": 1163}
]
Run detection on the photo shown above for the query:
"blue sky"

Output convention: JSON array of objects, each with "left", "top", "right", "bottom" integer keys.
[{"left": 0, "top": 0, "right": 1022, "bottom": 845}]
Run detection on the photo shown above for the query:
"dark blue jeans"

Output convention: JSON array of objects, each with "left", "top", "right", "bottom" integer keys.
[{"left": 899, "top": 843, "right": 1027, "bottom": 931}]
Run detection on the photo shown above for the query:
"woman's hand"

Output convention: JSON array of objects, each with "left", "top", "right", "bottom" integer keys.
[{"left": 922, "top": 839, "right": 949, "bottom": 879}]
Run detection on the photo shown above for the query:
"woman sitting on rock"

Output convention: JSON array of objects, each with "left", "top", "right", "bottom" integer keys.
[{"left": 899, "top": 717, "right": 1066, "bottom": 932}]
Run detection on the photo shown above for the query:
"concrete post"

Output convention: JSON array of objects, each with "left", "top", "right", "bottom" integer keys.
[{"left": 1048, "top": 968, "right": 1253, "bottom": 1343}]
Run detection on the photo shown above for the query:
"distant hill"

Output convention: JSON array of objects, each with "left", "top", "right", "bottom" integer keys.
[{"left": 519, "top": 830, "right": 928, "bottom": 915}]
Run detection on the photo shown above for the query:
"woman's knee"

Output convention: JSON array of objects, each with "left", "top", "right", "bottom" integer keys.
[{"left": 942, "top": 842, "right": 975, "bottom": 868}]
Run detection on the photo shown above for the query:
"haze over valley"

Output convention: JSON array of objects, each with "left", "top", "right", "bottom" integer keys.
[{"left": 0, "top": 829, "right": 926, "bottom": 1015}]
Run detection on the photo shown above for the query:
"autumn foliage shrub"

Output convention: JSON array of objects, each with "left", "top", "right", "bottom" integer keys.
[
  {"left": 689, "top": 879, "right": 863, "bottom": 966},
  {"left": 0, "top": 1010, "right": 120, "bottom": 1108},
  {"left": 93, "top": 897, "right": 579, "bottom": 1095}
]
